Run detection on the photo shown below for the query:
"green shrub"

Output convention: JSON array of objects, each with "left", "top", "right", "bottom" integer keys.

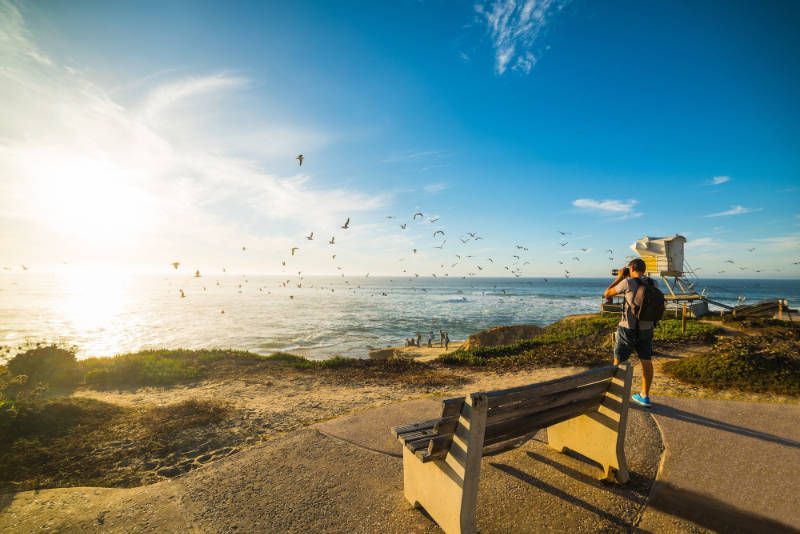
[
  {"left": 653, "top": 319, "right": 721, "bottom": 343},
  {"left": 81, "top": 352, "right": 203, "bottom": 388},
  {"left": 6, "top": 344, "right": 81, "bottom": 390},
  {"left": 663, "top": 337, "right": 800, "bottom": 395}
]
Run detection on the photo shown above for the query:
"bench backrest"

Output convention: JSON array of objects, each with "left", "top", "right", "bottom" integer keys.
[{"left": 394, "top": 364, "right": 622, "bottom": 462}]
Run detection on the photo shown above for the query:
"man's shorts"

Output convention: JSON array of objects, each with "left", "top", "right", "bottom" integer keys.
[{"left": 614, "top": 326, "right": 653, "bottom": 362}]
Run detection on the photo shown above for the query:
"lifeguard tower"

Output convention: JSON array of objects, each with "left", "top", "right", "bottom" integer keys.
[{"left": 605, "top": 235, "right": 710, "bottom": 317}]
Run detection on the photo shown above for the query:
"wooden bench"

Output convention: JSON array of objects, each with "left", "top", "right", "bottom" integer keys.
[{"left": 391, "top": 363, "right": 633, "bottom": 534}]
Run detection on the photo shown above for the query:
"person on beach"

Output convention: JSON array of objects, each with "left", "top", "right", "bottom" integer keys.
[
  {"left": 444, "top": 332, "right": 450, "bottom": 350},
  {"left": 439, "top": 329, "right": 445, "bottom": 347},
  {"left": 603, "top": 258, "right": 659, "bottom": 407},
  {"left": 427, "top": 332, "right": 433, "bottom": 348},
  {"left": 415, "top": 332, "right": 422, "bottom": 347}
]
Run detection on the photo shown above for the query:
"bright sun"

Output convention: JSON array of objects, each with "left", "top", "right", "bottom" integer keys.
[{"left": 24, "top": 150, "right": 157, "bottom": 247}]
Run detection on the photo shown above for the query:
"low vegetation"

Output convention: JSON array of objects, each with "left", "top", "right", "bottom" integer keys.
[
  {"left": 440, "top": 315, "right": 723, "bottom": 367},
  {"left": 0, "top": 396, "right": 243, "bottom": 491},
  {"left": 663, "top": 336, "right": 800, "bottom": 395}
]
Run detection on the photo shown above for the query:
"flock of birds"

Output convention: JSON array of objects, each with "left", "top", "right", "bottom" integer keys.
[{"left": 4, "top": 155, "right": 799, "bottom": 305}]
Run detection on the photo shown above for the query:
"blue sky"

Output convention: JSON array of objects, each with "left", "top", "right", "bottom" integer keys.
[{"left": 1, "top": 0, "right": 798, "bottom": 277}]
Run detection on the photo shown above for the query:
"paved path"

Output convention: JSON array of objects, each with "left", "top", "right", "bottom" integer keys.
[{"left": 638, "top": 396, "right": 800, "bottom": 533}]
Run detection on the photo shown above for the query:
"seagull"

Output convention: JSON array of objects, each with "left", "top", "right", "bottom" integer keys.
[
  {"left": 747, "top": 248, "right": 756, "bottom": 252},
  {"left": 559, "top": 241, "right": 568, "bottom": 247},
  {"left": 429, "top": 217, "right": 440, "bottom": 223},
  {"left": 341, "top": 217, "right": 351, "bottom": 229},
  {"left": 400, "top": 223, "right": 407, "bottom": 230},
  {"left": 329, "top": 236, "right": 335, "bottom": 245},
  {"left": 580, "top": 248, "right": 589, "bottom": 252},
  {"left": 488, "top": 258, "right": 494, "bottom": 263},
  {"left": 412, "top": 249, "right": 418, "bottom": 254},
  {"left": 433, "top": 230, "right": 445, "bottom": 238},
  {"left": 467, "top": 232, "right": 477, "bottom": 238},
  {"left": 296, "top": 154, "right": 304, "bottom": 166},
  {"left": 460, "top": 237, "right": 470, "bottom": 244},
  {"left": 725, "top": 259, "right": 735, "bottom": 264},
  {"left": 195, "top": 270, "right": 201, "bottom": 278},
  {"left": 558, "top": 230, "right": 571, "bottom": 236},
  {"left": 413, "top": 212, "right": 424, "bottom": 220},
  {"left": 385, "top": 215, "right": 395, "bottom": 219},
  {"left": 513, "top": 255, "right": 520, "bottom": 260},
  {"left": 332, "top": 254, "right": 336, "bottom": 260},
  {"left": 171, "top": 262, "right": 180, "bottom": 270},
  {"left": 291, "top": 247, "right": 299, "bottom": 256},
  {"left": 306, "top": 232, "right": 314, "bottom": 241},
  {"left": 282, "top": 261, "right": 286, "bottom": 266},
  {"left": 242, "top": 246, "right": 246, "bottom": 251},
  {"left": 573, "top": 257, "right": 581, "bottom": 262},
  {"left": 179, "top": 289, "right": 186, "bottom": 298},
  {"left": 434, "top": 240, "right": 446, "bottom": 249},
  {"left": 606, "top": 249, "right": 613, "bottom": 255}
]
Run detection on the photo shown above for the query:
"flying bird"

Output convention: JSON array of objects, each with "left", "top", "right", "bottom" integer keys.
[
  {"left": 329, "top": 236, "right": 335, "bottom": 245},
  {"left": 747, "top": 248, "right": 756, "bottom": 252},
  {"left": 434, "top": 240, "right": 446, "bottom": 249},
  {"left": 400, "top": 223, "right": 407, "bottom": 230},
  {"left": 306, "top": 232, "right": 314, "bottom": 241},
  {"left": 580, "top": 248, "right": 589, "bottom": 252},
  {"left": 413, "top": 212, "right": 424, "bottom": 220},
  {"left": 558, "top": 230, "right": 571, "bottom": 236},
  {"left": 429, "top": 217, "right": 439, "bottom": 223},
  {"left": 171, "top": 262, "right": 180, "bottom": 270},
  {"left": 606, "top": 249, "right": 613, "bottom": 255},
  {"left": 559, "top": 241, "right": 568, "bottom": 247},
  {"left": 433, "top": 230, "right": 445, "bottom": 238},
  {"left": 573, "top": 257, "right": 581, "bottom": 261},
  {"left": 296, "top": 154, "right": 304, "bottom": 166},
  {"left": 291, "top": 247, "right": 299, "bottom": 256},
  {"left": 341, "top": 217, "right": 350, "bottom": 229}
]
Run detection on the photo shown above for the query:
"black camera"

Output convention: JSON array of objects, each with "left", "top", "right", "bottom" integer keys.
[{"left": 611, "top": 267, "right": 630, "bottom": 277}]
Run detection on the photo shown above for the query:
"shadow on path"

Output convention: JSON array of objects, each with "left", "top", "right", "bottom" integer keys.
[
  {"left": 647, "top": 404, "right": 800, "bottom": 449},
  {"left": 490, "top": 462, "right": 630, "bottom": 528},
  {"left": 646, "top": 481, "right": 797, "bottom": 533}
]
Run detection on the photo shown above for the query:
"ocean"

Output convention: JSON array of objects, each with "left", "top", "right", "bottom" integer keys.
[{"left": 1, "top": 273, "right": 798, "bottom": 360}]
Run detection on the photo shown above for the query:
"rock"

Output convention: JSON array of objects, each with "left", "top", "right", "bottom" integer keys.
[
  {"left": 463, "top": 324, "right": 544, "bottom": 349},
  {"left": 367, "top": 347, "right": 399, "bottom": 360}
]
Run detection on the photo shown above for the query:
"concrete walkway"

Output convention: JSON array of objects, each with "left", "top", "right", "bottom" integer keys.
[
  {"left": 2, "top": 395, "right": 798, "bottom": 532},
  {"left": 638, "top": 396, "right": 800, "bottom": 533}
]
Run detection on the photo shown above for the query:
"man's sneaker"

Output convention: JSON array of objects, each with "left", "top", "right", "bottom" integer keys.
[{"left": 632, "top": 393, "right": 652, "bottom": 407}]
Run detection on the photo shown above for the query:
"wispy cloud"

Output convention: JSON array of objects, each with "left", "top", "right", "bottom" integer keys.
[
  {"left": 423, "top": 182, "right": 448, "bottom": 194},
  {"left": 572, "top": 198, "right": 640, "bottom": 219},
  {"left": 705, "top": 205, "right": 762, "bottom": 217},
  {"left": 474, "top": 0, "right": 569, "bottom": 75},
  {"left": 707, "top": 175, "right": 730, "bottom": 186},
  {"left": 0, "top": 5, "right": 384, "bottom": 271},
  {"left": 141, "top": 74, "right": 248, "bottom": 123}
]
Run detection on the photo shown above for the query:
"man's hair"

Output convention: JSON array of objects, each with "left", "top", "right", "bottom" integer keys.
[{"left": 628, "top": 258, "right": 646, "bottom": 273}]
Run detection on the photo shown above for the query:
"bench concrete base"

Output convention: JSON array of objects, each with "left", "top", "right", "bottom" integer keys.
[{"left": 402, "top": 394, "right": 488, "bottom": 534}]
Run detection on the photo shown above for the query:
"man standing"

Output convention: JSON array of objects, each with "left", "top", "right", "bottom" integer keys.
[{"left": 603, "top": 258, "right": 655, "bottom": 407}]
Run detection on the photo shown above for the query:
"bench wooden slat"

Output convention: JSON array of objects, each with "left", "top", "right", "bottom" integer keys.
[
  {"left": 483, "top": 366, "right": 615, "bottom": 408},
  {"left": 486, "top": 380, "right": 609, "bottom": 426},
  {"left": 483, "top": 397, "right": 601, "bottom": 446},
  {"left": 418, "top": 434, "right": 456, "bottom": 462},
  {"left": 441, "top": 397, "right": 464, "bottom": 417},
  {"left": 392, "top": 418, "right": 438, "bottom": 438}
]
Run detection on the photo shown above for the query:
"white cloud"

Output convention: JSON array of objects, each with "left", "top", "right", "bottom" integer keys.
[
  {"left": 424, "top": 182, "right": 448, "bottom": 194},
  {"left": 141, "top": 74, "right": 248, "bottom": 123},
  {"left": 0, "top": 5, "right": 385, "bottom": 273},
  {"left": 704, "top": 205, "right": 762, "bottom": 217},
  {"left": 754, "top": 235, "right": 800, "bottom": 252},
  {"left": 474, "top": 0, "right": 568, "bottom": 75},
  {"left": 708, "top": 175, "right": 730, "bottom": 185},
  {"left": 572, "top": 198, "right": 642, "bottom": 219}
]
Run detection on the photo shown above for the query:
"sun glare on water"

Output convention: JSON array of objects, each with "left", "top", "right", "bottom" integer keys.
[{"left": 56, "top": 268, "right": 133, "bottom": 356}]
